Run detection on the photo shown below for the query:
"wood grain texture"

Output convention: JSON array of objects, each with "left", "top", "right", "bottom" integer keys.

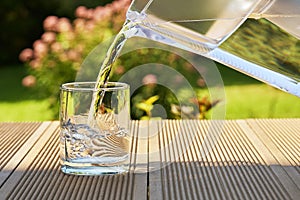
[{"left": 0, "top": 119, "right": 299, "bottom": 200}]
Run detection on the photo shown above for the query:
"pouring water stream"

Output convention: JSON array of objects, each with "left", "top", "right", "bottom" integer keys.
[{"left": 88, "top": 0, "right": 300, "bottom": 125}]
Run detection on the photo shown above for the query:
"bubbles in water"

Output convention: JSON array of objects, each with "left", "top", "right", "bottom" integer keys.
[{"left": 61, "top": 116, "right": 129, "bottom": 164}]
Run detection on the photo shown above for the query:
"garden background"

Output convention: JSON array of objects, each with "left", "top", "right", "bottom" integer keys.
[{"left": 1, "top": 0, "right": 300, "bottom": 121}]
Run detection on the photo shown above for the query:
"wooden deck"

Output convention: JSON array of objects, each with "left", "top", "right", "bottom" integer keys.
[{"left": 0, "top": 119, "right": 299, "bottom": 200}]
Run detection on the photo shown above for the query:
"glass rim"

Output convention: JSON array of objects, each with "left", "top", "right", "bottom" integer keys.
[{"left": 60, "top": 81, "right": 129, "bottom": 92}]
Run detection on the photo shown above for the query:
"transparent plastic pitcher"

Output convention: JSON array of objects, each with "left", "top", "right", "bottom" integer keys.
[{"left": 126, "top": 0, "right": 300, "bottom": 97}]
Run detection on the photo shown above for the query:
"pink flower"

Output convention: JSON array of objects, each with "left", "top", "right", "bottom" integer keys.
[
  {"left": 93, "top": 6, "right": 105, "bottom": 21},
  {"left": 85, "top": 21, "right": 95, "bottom": 31},
  {"left": 22, "top": 75, "right": 36, "bottom": 87},
  {"left": 111, "top": 0, "right": 124, "bottom": 13},
  {"left": 75, "top": 6, "right": 88, "bottom": 18},
  {"left": 86, "top": 9, "right": 94, "bottom": 19},
  {"left": 29, "top": 59, "right": 41, "bottom": 69},
  {"left": 94, "top": 5, "right": 113, "bottom": 20},
  {"left": 51, "top": 42, "right": 63, "bottom": 52},
  {"left": 41, "top": 32, "right": 56, "bottom": 43},
  {"left": 43, "top": 16, "right": 59, "bottom": 31},
  {"left": 122, "top": 0, "right": 132, "bottom": 6},
  {"left": 33, "top": 40, "right": 48, "bottom": 57},
  {"left": 56, "top": 17, "right": 72, "bottom": 32},
  {"left": 142, "top": 74, "right": 157, "bottom": 85},
  {"left": 74, "top": 18, "right": 86, "bottom": 31},
  {"left": 67, "top": 49, "right": 81, "bottom": 61},
  {"left": 19, "top": 48, "right": 34, "bottom": 62}
]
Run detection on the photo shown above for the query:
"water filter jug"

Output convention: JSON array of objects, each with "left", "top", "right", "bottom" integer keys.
[{"left": 126, "top": 0, "right": 300, "bottom": 96}]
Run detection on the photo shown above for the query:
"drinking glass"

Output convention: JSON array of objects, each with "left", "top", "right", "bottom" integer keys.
[{"left": 59, "top": 82, "right": 130, "bottom": 175}]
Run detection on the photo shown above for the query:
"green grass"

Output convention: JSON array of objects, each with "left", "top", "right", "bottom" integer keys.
[
  {"left": 216, "top": 65, "right": 300, "bottom": 119},
  {"left": 0, "top": 65, "right": 54, "bottom": 121},
  {"left": 224, "top": 84, "right": 300, "bottom": 119},
  {"left": 0, "top": 65, "right": 299, "bottom": 121},
  {"left": 0, "top": 100, "right": 54, "bottom": 121}
]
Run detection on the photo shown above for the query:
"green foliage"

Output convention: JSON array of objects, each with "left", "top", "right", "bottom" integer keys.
[
  {"left": 0, "top": 0, "right": 113, "bottom": 65},
  {"left": 109, "top": 46, "right": 217, "bottom": 119},
  {"left": 135, "top": 95, "right": 160, "bottom": 119},
  {"left": 20, "top": 0, "right": 129, "bottom": 118},
  {"left": 20, "top": 0, "right": 216, "bottom": 120},
  {"left": 2, "top": 64, "right": 300, "bottom": 122},
  {"left": 21, "top": 2, "right": 300, "bottom": 121}
]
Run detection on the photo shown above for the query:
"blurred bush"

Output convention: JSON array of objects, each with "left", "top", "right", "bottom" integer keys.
[
  {"left": 0, "top": 0, "right": 112, "bottom": 66},
  {"left": 19, "top": 0, "right": 217, "bottom": 120}
]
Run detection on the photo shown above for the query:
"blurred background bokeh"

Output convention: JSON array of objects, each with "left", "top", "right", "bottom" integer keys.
[
  {"left": 1, "top": 0, "right": 300, "bottom": 121},
  {"left": 0, "top": 0, "right": 112, "bottom": 65}
]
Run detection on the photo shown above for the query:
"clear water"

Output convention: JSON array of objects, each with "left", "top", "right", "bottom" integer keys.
[
  {"left": 87, "top": 22, "right": 134, "bottom": 123},
  {"left": 60, "top": 116, "right": 130, "bottom": 175}
]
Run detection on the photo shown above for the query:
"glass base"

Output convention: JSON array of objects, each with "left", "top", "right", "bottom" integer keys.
[{"left": 61, "top": 164, "right": 129, "bottom": 175}]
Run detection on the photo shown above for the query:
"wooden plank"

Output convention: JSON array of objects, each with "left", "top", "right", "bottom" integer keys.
[
  {"left": 225, "top": 120, "right": 286, "bottom": 200},
  {"left": 168, "top": 120, "right": 185, "bottom": 199},
  {"left": 101, "top": 175, "right": 114, "bottom": 200},
  {"left": 148, "top": 119, "right": 163, "bottom": 200},
  {"left": 112, "top": 174, "right": 126, "bottom": 200},
  {"left": 0, "top": 122, "right": 50, "bottom": 186},
  {"left": 171, "top": 121, "right": 190, "bottom": 200},
  {"left": 252, "top": 119, "right": 299, "bottom": 166},
  {"left": 120, "top": 121, "right": 138, "bottom": 200},
  {"left": 164, "top": 120, "right": 184, "bottom": 199},
  {"left": 0, "top": 122, "right": 42, "bottom": 171},
  {"left": 250, "top": 119, "right": 300, "bottom": 189},
  {"left": 0, "top": 119, "right": 299, "bottom": 200},
  {"left": 214, "top": 122, "right": 252, "bottom": 200},
  {"left": 12, "top": 122, "right": 59, "bottom": 200},
  {"left": 199, "top": 120, "right": 234, "bottom": 200},
  {"left": 188, "top": 120, "right": 224, "bottom": 200},
  {"left": 158, "top": 120, "right": 172, "bottom": 200},
  {"left": 176, "top": 120, "right": 203, "bottom": 200},
  {"left": 239, "top": 120, "right": 300, "bottom": 200},
  {"left": 131, "top": 120, "right": 148, "bottom": 200},
  {"left": 29, "top": 133, "right": 60, "bottom": 200},
  {"left": 44, "top": 165, "right": 67, "bottom": 200},
  {"left": 0, "top": 123, "right": 29, "bottom": 169},
  {"left": 183, "top": 120, "right": 210, "bottom": 200},
  {"left": 267, "top": 120, "right": 299, "bottom": 165},
  {"left": 0, "top": 121, "right": 58, "bottom": 199}
]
